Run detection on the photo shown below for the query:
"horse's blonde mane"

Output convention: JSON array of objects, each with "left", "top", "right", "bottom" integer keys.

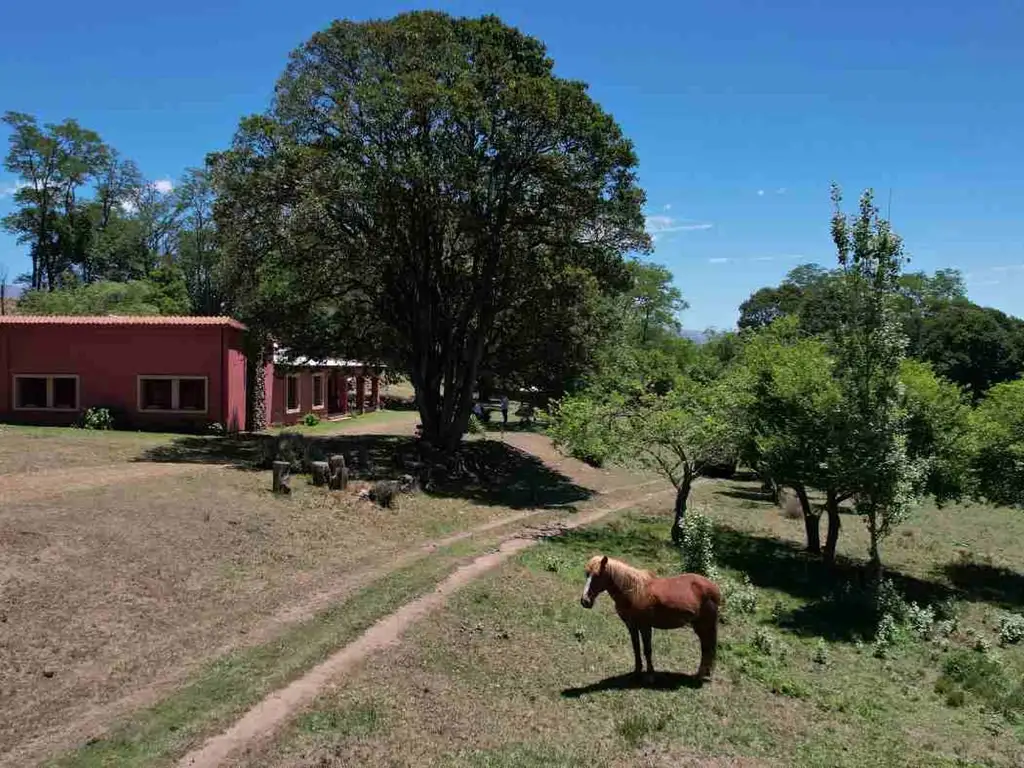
[{"left": 587, "top": 555, "right": 653, "bottom": 602}]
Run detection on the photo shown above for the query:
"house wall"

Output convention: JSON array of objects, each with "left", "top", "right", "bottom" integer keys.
[
  {"left": 224, "top": 328, "right": 248, "bottom": 433},
  {"left": 0, "top": 324, "right": 232, "bottom": 430},
  {"left": 270, "top": 370, "right": 327, "bottom": 426}
]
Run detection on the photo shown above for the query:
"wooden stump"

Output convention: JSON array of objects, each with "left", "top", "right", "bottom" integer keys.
[
  {"left": 311, "top": 461, "right": 331, "bottom": 487},
  {"left": 328, "top": 454, "right": 349, "bottom": 491},
  {"left": 272, "top": 461, "right": 291, "bottom": 495}
]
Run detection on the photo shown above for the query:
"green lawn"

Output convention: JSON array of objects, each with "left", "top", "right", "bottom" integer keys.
[{"left": 244, "top": 484, "right": 1024, "bottom": 767}]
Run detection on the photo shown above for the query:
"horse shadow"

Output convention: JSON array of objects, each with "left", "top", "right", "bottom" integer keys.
[{"left": 561, "top": 671, "right": 704, "bottom": 698}]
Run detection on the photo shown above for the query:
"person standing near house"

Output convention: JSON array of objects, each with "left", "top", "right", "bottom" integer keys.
[{"left": 500, "top": 394, "right": 509, "bottom": 426}]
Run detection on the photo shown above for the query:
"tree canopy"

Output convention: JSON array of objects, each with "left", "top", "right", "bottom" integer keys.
[
  {"left": 2, "top": 111, "right": 223, "bottom": 316},
  {"left": 738, "top": 258, "right": 1021, "bottom": 400},
  {"left": 211, "top": 11, "right": 649, "bottom": 451}
]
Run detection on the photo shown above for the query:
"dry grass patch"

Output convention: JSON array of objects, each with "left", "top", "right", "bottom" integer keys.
[{"left": 0, "top": 460, "right": 568, "bottom": 765}]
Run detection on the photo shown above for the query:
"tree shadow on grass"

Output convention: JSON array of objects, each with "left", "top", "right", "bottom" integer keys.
[
  {"left": 544, "top": 522, "right": 674, "bottom": 564},
  {"left": 137, "top": 434, "right": 592, "bottom": 510},
  {"left": 713, "top": 526, "right": 961, "bottom": 643},
  {"left": 716, "top": 488, "right": 776, "bottom": 504},
  {"left": 562, "top": 671, "right": 704, "bottom": 698},
  {"left": 943, "top": 561, "right": 1024, "bottom": 610}
]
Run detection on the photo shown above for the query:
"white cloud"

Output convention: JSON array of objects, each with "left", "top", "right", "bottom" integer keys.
[
  {"left": 757, "top": 189, "right": 765, "bottom": 196},
  {"left": 708, "top": 257, "right": 730, "bottom": 264},
  {"left": 152, "top": 179, "right": 174, "bottom": 194},
  {"left": 663, "top": 203, "right": 672, "bottom": 211},
  {"left": 753, "top": 256, "right": 777, "bottom": 262},
  {"left": 645, "top": 214, "right": 713, "bottom": 234},
  {"left": 776, "top": 187, "right": 787, "bottom": 195},
  {"left": 0, "top": 181, "right": 29, "bottom": 198},
  {"left": 119, "top": 200, "right": 139, "bottom": 215}
]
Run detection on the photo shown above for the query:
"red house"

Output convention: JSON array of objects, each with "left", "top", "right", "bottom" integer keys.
[
  {"left": 269, "top": 349, "right": 383, "bottom": 426},
  {"left": 0, "top": 316, "right": 249, "bottom": 432}
]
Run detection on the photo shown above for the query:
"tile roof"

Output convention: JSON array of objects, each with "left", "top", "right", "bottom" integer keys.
[{"left": 0, "top": 315, "right": 247, "bottom": 330}]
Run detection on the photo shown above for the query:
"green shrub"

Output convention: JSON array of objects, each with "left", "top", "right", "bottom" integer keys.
[
  {"left": 873, "top": 613, "right": 901, "bottom": 657},
  {"left": 302, "top": 412, "right": 321, "bottom": 427},
  {"left": 79, "top": 406, "right": 114, "bottom": 431},
  {"left": 904, "top": 602, "right": 937, "bottom": 640},
  {"left": 998, "top": 613, "right": 1024, "bottom": 646},
  {"left": 721, "top": 574, "right": 758, "bottom": 616},
  {"left": 752, "top": 627, "right": 783, "bottom": 658},
  {"left": 813, "top": 639, "right": 830, "bottom": 665},
  {"left": 467, "top": 415, "right": 485, "bottom": 435},
  {"left": 679, "top": 509, "right": 718, "bottom": 579}
]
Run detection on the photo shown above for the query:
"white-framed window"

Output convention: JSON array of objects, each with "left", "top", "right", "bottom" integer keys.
[
  {"left": 286, "top": 374, "right": 301, "bottom": 412},
  {"left": 311, "top": 373, "right": 326, "bottom": 410},
  {"left": 137, "top": 376, "right": 208, "bottom": 413},
  {"left": 13, "top": 375, "right": 80, "bottom": 411}
]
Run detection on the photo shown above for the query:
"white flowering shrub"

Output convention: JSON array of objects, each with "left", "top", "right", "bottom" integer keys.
[
  {"left": 679, "top": 509, "right": 718, "bottom": 580},
  {"left": 997, "top": 613, "right": 1024, "bottom": 646}
]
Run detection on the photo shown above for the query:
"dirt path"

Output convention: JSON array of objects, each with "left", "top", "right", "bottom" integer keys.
[
  {"left": 178, "top": 485, "right": 674, "bottom": 767},
  {"left": 5, "top": 477, "right": 664, "bottom": 768},
  {"left": 0, "top": 462, "right": 225, "bottom": 505}
]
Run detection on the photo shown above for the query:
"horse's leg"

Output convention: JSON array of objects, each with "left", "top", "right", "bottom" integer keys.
[
  {"left": 694, "top": 598, "right": 719, "bottom": 681},
  {"left": 640, "top": 624, "right": 654, "bottom": 675},
  {"left": 628, "top": 624, "right": 642, "bottom": 675}
]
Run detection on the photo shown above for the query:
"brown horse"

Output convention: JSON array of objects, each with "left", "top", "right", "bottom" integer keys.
[{"left": 580, "top": 554, "right": 721, "bottom": 681}]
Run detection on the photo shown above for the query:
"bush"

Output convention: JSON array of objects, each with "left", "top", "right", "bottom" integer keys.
[
  {"left": 813, "top": 638, "right": 830, "bottom": 665},
  {"left": 873, "top": 613, "right": 901, "bottom": 657},
  {"left": 207, "top": 421, "right": 225, "bottom": 435},
  {"left": 904, "top": 602, "right": 937, "bottom": 640},
  {"left": 998, "top": 613, "right": 1024, "bottom": 646},
  {"left": 79, "top": 406, "right": 114, "bottom": 431},
  {"left": 721, "top": 574, "right": 758, "bottom": 616},
  {"left": 467, "top": 414, "right": 485, "bottom": 435},
  {"left": 679, "top": 509, "right": 718, "bottom": 579},
  {"left": 302, "top": 412, "right": 321, "bottom": 427},
  {"left": 752, "top": 627, "right": 783, "bottom": 657}
]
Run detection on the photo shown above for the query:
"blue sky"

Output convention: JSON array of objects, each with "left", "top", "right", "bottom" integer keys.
[{"left": 1, "top": 0, "right": 1022, "bottom": 330}]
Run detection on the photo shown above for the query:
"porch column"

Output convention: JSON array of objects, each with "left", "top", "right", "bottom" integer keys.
[
  {"left": 355, "top": 374, "right": 365, "bottom": 415},
  {"left": 339, "top": 376, "right": 349, "bottom": 415},
  {"left": 370, "top": 376, "right": 380, "bottom": 411}
]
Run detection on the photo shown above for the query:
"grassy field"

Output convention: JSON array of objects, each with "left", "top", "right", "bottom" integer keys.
[
  {"left": 6, "top": 417, "right": 1023, "bottom": 767},
  {"left": 0, "top": 414, "right": 651, "bottom": 767},
  {"left": 238, "top": 481, "right": 1024, "bottom": 767}
]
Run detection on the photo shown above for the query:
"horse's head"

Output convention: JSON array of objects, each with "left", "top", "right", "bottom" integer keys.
[{"left": 580, "top": 554, "right": 610, "bottom": 608}]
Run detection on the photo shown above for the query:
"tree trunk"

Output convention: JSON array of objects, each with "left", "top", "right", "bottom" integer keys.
[
  {"left": 823, "top": 489, "right": 842, "bottom": 564},
  {"left": 794, "top": 484, "right": 820, "bottom": 554},
  {"left": 671, "top": 476, "right": 693, "bottom": 545},
  {"left": 866, "top": 505, "right": 883, "bottom": 583}
]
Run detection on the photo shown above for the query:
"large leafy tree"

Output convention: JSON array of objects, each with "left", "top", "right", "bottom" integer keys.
[
  {"left": 2, "top": 112, "right": 108, "bottom": 289},
  {"left": 211, "top": 11, "right": 649, "bottom": 451}
]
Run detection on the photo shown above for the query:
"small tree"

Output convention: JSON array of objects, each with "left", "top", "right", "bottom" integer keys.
[
  {"left": 829, "top": 185, "right": 924, "bottom": 580},
  {"left": 737, "top": 318, "right": 851, "bottom": 555},
  {"left": 552, "top": 375, "right": 740, "bottom": 543}
]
